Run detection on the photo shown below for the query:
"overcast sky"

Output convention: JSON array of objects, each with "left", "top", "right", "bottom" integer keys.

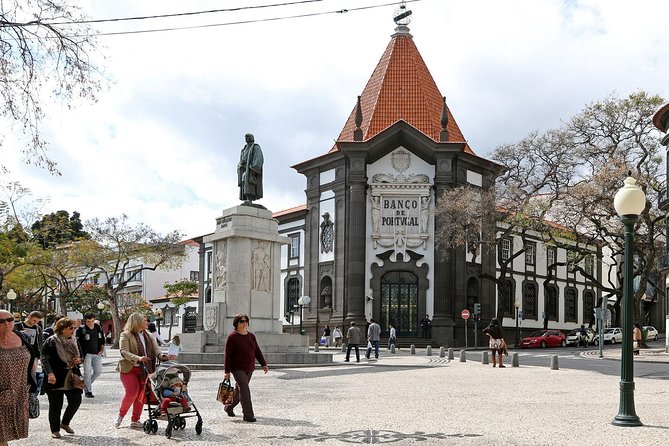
[{"left": 2, "top": 0, "right": 669, "bottom": 239}]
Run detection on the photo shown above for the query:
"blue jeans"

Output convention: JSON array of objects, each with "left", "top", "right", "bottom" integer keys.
[
  {"left": 83, "top": 353, "right": 103, "bottom": 393},
  {"left": 366, "top": 340, "right": 380, "bottom": 359}
]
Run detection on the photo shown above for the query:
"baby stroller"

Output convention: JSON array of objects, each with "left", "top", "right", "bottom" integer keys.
[{"left": 142, "top": 361, "right": 203, "bottom": 438}]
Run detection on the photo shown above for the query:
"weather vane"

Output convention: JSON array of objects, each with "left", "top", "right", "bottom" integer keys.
[{"left": 393, "top": 1, "right": 412, "bottom": 26}]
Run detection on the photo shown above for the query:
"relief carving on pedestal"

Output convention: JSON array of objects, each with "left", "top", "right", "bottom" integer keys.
[
  {"left": 252, "top": 240, "right": 271, "bottom": 292},
  {"left": 214, "top": 240, "right": 227, "bottom": 291}
]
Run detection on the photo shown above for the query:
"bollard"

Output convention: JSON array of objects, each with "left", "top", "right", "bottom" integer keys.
[
  {"left": 426, "top": 345, "right": 432, "bottom": 356},
  {"left": 410, "top": 344, "right": 416, "bottom": 355},
  {"left": 342, "top": 344, "right": 346, "bottom": 353},
  {"left": 448, "top": 348, "right": 454, "bottom": 360},
  {"left": 459, "top": 349, "right": 466, "bottom": 362},
  {"left": 314, "top": 343, "right": 319, "bottom": 352},
  {"left": 439, "top": 346, "right": 445, "bottom": 358},
  {"left": 390, "top": 344, "right": 396, "bottom": 354},
  {"left": 550, "top": 354, "right": 559, "bottom": 370},
  {"left": 512, "top": 352, "right": 519, "bottom": 367},
  {"left": 482, "top": 351, "right": 489, "bottom": 365}
]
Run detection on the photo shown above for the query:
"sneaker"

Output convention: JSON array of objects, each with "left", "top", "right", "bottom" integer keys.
[
  {"left": 51, "top": 432, "right": 62, "bottom": 439},
  {"left": 60, "top": 424, "right": 74, "bottom": 434},
  {"left": 499, "top": 365, "right": 506, "bottom": 368},
  {"left": 85, "top": 392, "right": 94, "bottom": 398},
  {"left": 114, "top": 416, "right": 123, "bottom": 428},
  {"left": 130, "top": 421, "right": 143, "bottom": 429}
]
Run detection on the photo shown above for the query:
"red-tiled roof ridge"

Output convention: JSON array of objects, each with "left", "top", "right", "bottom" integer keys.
[
  {"left": 332, "top": 27, "right": 474, "bottom": 154},
  {"left": 179, "top": 239, "right": 199, "bottom": 247},
  {"left": 273, "top": 204, "right": 307, "bottom": 218}
]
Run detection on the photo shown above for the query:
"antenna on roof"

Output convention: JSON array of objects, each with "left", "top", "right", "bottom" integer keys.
[{"left": 393, "top": 1, "right": 412, "bottom": 26}]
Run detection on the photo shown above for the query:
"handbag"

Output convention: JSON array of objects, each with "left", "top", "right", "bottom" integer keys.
[
  {"left": 216, "top": 378, "right": 234, "bottom": 405},
  {"left": 28, "top": 392, "right": 40, "bottom": 419},
  {"left": 68, "top": 369, "right": 85, "bottom": 391}
]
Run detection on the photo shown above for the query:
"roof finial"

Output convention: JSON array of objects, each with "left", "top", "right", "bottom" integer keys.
[
  {"left": 354, "top": 95, "right": 363, "bottom": 141},
  {"left": 393, "top": 0, "right": 412, "bottom": 34},
  {"left": 440, "top": 96, "right": 449, "bottom": 142}
]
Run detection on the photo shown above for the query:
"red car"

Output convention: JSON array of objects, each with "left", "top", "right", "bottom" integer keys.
[{"left": 519, "top": 330, "right": 567, "bottom": 348}]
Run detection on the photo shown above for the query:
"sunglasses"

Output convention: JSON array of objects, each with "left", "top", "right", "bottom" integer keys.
[
  {"left": 239, "top": 319, "right": 249, "bottom": 323},
  {"left": 0, "top": 317, "right": 15, "bottom": 324}
]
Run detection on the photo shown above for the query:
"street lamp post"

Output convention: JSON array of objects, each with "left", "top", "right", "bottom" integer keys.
[
  {"left": 97, "top": 302, "right": 105, "bottom": 322},
  {"left": 296, "top": 296, "right": 311, "bottom": 335},
  {"left": 611, "top": 175, "right": 644, "bottom": 427},
  {"left": 515, "top": 300, "right": 521, "bottom": 347},
  {"left": 6, "top": 289, "right": 16, "bottom": 313}
]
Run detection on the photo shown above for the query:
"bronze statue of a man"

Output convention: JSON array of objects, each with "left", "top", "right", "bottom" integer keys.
[{"left": 237, "top": 133, "right": 264, "bottom": 202}]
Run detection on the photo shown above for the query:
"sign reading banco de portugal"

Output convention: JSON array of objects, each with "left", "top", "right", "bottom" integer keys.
[{"left": 382, "top": 198, "right": 420, "bottom": 227}]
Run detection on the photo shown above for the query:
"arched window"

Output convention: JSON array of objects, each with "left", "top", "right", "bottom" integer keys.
[
  {"left": 380, "top": 271, "right": 418, "bottom": 336},
  {"left": 545, "top": 284, "right": 558, "bottom": 321},
  {"left": 583, "top": 290, "right": 595, "bottom": 325},
  {"left": 565, "top": 287, "right": 578, "bottom": 322},
  {"left": 523, "top": 282, "right": 537, "bottom": 319},
  {"left": 499, "top": 279, "right": 515, "bottom": 317}
]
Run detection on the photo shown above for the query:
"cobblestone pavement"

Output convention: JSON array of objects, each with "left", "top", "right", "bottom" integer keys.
[{"left": 15, "top": 348, "right": 669, "bottom": 446}]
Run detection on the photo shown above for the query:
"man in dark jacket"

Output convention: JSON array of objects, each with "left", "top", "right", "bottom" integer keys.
[{"left": 76, "top": 313, "right": 105, "bottom": 398}]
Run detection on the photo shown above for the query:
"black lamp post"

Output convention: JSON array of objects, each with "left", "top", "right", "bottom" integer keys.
[
  {"left": 611, "top": 175, "right": 644, "bottom": 427},
  {"left": 154, "top": 308, "right": 163, "bottom": 335},
  {"left": 295, "top": 296, "right": 311, "bottom": 335}
]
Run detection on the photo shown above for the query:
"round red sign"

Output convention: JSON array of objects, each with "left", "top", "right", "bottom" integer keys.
[{"left": 461, "top": 309, "right": 470, "bottom": 320}]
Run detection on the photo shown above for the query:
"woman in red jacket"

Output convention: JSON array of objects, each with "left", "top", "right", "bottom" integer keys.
[{"left": 223, "top": 314, "right": 269, "bottom": 422}]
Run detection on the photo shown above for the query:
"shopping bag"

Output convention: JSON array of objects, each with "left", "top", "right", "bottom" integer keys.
[
  {"left": 217, "top": 378, "right": 234, "bottom": 405},
  {"left": 320, "top": 336, "right": 327, "bottom": 346}
]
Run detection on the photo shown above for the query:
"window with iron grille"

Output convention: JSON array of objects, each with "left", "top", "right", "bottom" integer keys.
[
  {"left": 501, "top": 238, "right": 512, "bottom": 261},
  {"left": 525, "top": 242, "right": 536, "bottom": 265},
  {"left": 499, "top": 279, "right": 515, "bottom": 317},
  {"left": 565, "top": 287, "right": 578, "bottom": 322},
  {"left": 545, "top": 284, "right": 558, "bottom": 320},
  {"left": 286, "top": 277, "right": 300, "bottom": 314},
  {"left": 583, "top": 290, "right": 594, "bottom": 324},
  {"left": 190, "top": 270, "right": 199, "bottom": 282},
  {"left": 522, "top": 282, "right": 537, "bottom": 319}
]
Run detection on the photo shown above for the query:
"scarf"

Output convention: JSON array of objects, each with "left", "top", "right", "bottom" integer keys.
[
  {"left": 133, "top": 331, "right": 156, "bottom": 373},
  {"left": 54, "top": 334, "right": 80, "bottom": 367}
]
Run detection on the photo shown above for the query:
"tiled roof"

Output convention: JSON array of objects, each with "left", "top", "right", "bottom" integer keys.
[
  {"left": 333, "top": 27, "right": 474, "bottom": 154},
  {"left": 272, "top": 204, "right": 307, "bottom": 218}
]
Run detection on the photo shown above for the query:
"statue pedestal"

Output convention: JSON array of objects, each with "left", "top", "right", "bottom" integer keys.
[{"left": 179, "top": 204, "right": 332, "bottom": 366}]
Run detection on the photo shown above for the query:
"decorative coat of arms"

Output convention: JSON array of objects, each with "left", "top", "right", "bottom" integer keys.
[{"left": 391, "top": 149, "right": 411, "bottom": 173}]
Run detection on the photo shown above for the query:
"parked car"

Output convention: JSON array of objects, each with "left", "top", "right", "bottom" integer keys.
[
  {"left": 566, "top": 328, "right": 595, "bottom": 346},
  {"left": 643, "top": 326, "right": 659, "bottom": 342},
  {"left": 593, "top": 327, "right": 623, "bottom": 344},
  {"left": 520, "top": 330, "right": 567, "bottom": 348}
]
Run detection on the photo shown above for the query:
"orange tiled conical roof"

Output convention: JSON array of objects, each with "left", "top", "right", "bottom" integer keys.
[{"left": 334, "top": 25, "right": 474, "bottom": 154}]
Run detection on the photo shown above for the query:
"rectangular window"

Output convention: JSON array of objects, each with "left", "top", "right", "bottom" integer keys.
[
  {"left": 525, "top": 242, "right": 536, "bottom": 265},
  {"left": 565, "top": 288, "right": 578, "bottom": 322},
  {"left": 523, "top": 282, "right": 537, "bottom": 319},
  {"left": 547, "top": 247, "right": 557, "bottom": 269},
  {"left": 289, "top": 234, "right": 300, "bottom": 259},
  {"left": 584, "top": 255, "right": 594, "bottom": 276},
  {"left": 567, "top": 251, "right": 578, "bottom": 273},
  {"left": 207, "top": 251, "right": 212, "bottom": 276},
  {"left": 190, "top": 270, "right": 199, "bottom": 282},
  {"left": 501, "top": 238, "right": 511, "bottom": 261}
]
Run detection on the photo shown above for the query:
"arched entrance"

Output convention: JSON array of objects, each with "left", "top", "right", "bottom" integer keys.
[{"left": 380, "top": 271, "right": 418, "bottom": 336}]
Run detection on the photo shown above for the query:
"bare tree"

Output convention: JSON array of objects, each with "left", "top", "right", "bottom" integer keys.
[{"left": 0, "top": 0, "right": 103, "bottom": 174}]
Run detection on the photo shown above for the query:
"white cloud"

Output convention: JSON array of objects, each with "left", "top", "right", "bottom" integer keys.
[{"left": 4, "top": 0, "right": 669, "bottom": 239}]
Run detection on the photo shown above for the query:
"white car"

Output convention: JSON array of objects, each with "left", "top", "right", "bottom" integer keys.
[
  {"left": 643, "top": 326, "right": 659, "bottom": 342},
  {"left": 593, "top": 327, "right": 623, "bottom": 344}
]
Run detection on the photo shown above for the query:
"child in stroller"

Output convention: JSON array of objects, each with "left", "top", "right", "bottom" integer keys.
[
  {"left": 160, "top": 377, "right": 191, "bottom": 414},
  {"left": 143, "top": 361, "right": 203, "bottom": 438}
]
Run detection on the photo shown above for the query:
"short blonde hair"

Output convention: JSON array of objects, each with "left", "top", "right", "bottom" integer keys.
[{"left": 124, "top": 312, "right": 147, "bottom": 334}]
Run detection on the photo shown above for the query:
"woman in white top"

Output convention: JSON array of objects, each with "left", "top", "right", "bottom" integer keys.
[
  {"left": 388, "top": 324, "right": 397, "bottom": 350},
  {"left": 166, "top": 335, "right": 183, "bottom": 360},
  {"left": 147, "top": 322, "right": 165, "bottom": 346}
]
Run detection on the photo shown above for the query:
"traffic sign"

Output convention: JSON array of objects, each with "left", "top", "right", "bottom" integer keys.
[{"left": 461, "top": 309, "right": 470, "bottom": 320}]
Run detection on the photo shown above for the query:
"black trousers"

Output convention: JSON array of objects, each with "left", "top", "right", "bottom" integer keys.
[
  {"left": 47, "top": 389, "right": 82, "bottom": 433},
  {"left": 226, "top": 370, "right": 255, "bottom": 419},
  {"left": 345, "top": 343, "right": 360, "bottom": 361}
]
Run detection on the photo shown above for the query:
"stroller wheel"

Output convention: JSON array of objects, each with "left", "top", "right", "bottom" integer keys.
[
  {"left": 179, "top": 418, "right": 186, "bottom": 429},
  {"left": 195, "top": 421, "right": 202, "bottom": 435},
  {"left": 171, "top": 418, "right": 181, "bottom": 430},
  {"left": 143, "top": 420, "right": 151, "bottom": 434},
  {"left": 151, "top": 420, "right": 158, "bottom": 434}
]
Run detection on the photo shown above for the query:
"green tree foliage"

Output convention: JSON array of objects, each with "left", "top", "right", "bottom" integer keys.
[
  {"left": 31, "top": 210, "right": 91, "bottom": 249},
  {"left": 81, "top": 215, "right": 186, "bottom": 347},
  {"left": 0, "top": 0, "right": 103, "bottom": 174}
]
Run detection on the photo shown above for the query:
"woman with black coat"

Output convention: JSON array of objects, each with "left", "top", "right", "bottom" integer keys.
[
  {"left": 41, "top": 317, "right": 83, "bottom": 439},
  {"left": 482, "top": 318, "right": 506, "bottom": 368}
]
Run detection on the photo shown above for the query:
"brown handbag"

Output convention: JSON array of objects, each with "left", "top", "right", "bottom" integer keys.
[
  {"left": 68, "top": 369, "right": 85, "bottom": 391},
  {"left": 216, "top": 378, "right": 234, "bottom": 405}
]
